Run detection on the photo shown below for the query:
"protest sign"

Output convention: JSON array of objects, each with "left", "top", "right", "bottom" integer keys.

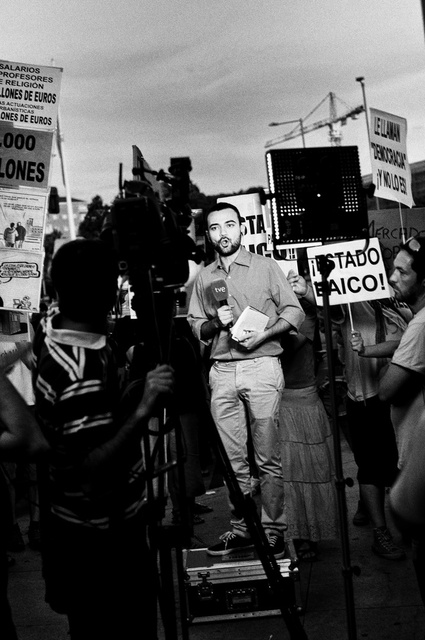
[
  {"left": 368, "top": 207, "right": 425, "bottom": 270},
  {"left": 0, "top": 189, "right": 46, "bottom": 251},
  {"left": 307, "top": 238, "right": 390, "bottom": 305},
  {"left": 0, "top": 250, "right": 43, "bottom": 310},
  {"left": 0, "top": 124, "right": 53, "bottom": 190},
  {"left": 0, "top": 60, "right": 62, "bottom": 130},
  {"left": 369, "top": 108, "right": 414, "bottom": 208},
  {"left": 217, "top": 193, "right": 298, "bottom": 275},
  {"left": 0, "top": 59, "right": 62, "bottom": 316}
]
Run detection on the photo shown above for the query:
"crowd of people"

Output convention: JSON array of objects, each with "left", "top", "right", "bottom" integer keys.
[
  {"left": 1, "top": 203, "right": 425, "bottom": 639},
  {"left": 187, "top": 204, "right": 425, "bottom": 605}
]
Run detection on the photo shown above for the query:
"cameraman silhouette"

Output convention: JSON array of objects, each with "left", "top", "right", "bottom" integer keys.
[{"left": 33, "top": 239, "right": 174, "bottom": 640}]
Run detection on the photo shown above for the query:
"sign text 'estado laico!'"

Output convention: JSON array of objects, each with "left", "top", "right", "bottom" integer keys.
[{"left": 306, "top": 238, "right": 390, "bottom": 306}]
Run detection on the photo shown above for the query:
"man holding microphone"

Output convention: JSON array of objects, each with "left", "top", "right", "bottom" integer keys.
[{"left": 188, "top": 202, "right": 304, "bottom": 558}]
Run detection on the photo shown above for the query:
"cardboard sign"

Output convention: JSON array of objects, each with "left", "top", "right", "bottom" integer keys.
[
  {"left": 0, "top": 189, "right": 46, "bottom": 251},
  {"left": 0, "top": 124, "right": 53, "bottom": 190},
  {"left": 0, "top": 60, "right": 61, "bottom": 313},
  {"left": 368, "top": 207, "right": 425, "bottom": 270},
  {"left": 0, "top": 249, "right": 43, "bottom": 311},
  {"left": 307, "top": 238, "right": 390, "bottom": 305},
  {"left": 369, "top": 108, "right": 414, "bottom": 208},
  {"left": 0, "top": 60, "right": 62, "bottom": 130}
]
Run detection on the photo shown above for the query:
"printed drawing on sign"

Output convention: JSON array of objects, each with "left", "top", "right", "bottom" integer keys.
[
  {"left": 0, "top": 190, "right": 46, "bottom": 251},
  {"left": 307, "top": 238, "right": 390, "bottom": 306},
  {"left": 0, "top": 250, "right": 43, "bottom": 310}
]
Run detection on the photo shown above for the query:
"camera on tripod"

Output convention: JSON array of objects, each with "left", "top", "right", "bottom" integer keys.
[{"left": 101, "top": 154, "right": 203, "bottom": 295}]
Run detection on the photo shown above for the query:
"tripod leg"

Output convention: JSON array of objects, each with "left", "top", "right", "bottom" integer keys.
[
  {"left": 319, "top": 256, "right": 358, "bottom": 640},
  {"left": 156, "top": 531, "right": 179, "bottom": 640},
  {"left": 155, "top": 525, "right": 191, "bottom": 640},
  {"left": 242, "top": 494, "right": 308, "bottom": 640},
  {"left": 174, "top": 542, "right": 190, "bottom": 640}
]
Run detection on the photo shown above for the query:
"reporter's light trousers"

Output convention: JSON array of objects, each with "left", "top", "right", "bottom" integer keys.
[{"left": 209, "top": 356, "right": 286, "bottom": 537}]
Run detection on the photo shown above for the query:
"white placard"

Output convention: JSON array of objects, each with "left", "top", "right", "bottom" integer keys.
[
  {"left": 307, "top": 238, "right": 390, "bottom": 305},
  {"left": 0, "top": 249, "right": 43, "bottom": 310},
  {"left": 369, "top": 107, "right": 414, "bottom": 208},
  {"left": 0, "top": 189, "right": 46, "bottom": 251},
  {"left": 0, "top": 60, "right": 62, "bottom": 130}
]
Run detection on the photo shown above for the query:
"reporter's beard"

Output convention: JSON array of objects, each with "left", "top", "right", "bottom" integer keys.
[{"left": 212, "top": 237, "right": 241, "bottom": 257}]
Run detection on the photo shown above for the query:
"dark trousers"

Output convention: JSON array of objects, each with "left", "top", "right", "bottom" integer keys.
[
  {"left": 42, "top": 515, "right": 158, "bottom": 640},
  {"left": 346, "top": 395, "right": 399, "bottom": 486}
]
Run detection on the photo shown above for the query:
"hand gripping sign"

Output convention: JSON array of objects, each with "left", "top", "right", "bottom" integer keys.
[{"left": 306, "top": 238, "right": 390, "bottom": 306}]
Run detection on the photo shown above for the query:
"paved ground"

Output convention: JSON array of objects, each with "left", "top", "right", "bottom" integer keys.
[{"left": 7, "top": 425, "right": 425, "bottom": 640}]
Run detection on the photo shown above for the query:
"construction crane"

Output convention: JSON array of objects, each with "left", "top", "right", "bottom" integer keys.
[{"left": 265, "top": 92, "right": 364, "bottom": 149}]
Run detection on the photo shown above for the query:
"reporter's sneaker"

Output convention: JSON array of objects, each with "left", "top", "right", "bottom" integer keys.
[
  {"left": 266, "top": 533, "right": 286, "bottom": 559},
  {"left": 207, "top": 531, "right": 254, "bottom": 556},
  {"left": 372, "top": 527, "right": 406, "bottom": 560}
]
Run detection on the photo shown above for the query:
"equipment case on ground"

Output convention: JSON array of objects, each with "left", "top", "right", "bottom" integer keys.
[{"left": 184, "top": 542, "right": 299, "bottom": 623}]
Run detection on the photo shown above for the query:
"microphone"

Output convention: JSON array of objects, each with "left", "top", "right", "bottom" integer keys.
[
  {"left": 211, "top": 279, "right": 229, "bottom": 306},
  {"left": 211, "top": 279, "right": 232, "bottom": 328}
]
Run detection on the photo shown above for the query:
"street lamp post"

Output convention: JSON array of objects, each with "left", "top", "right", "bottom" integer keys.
[
  {"left": 356, "top": 76, "right": 379, "bottom": 210},
  {"left": 355, "top": 76, "right": 371, "bottom": 145},
  {"left": 268, "top": 118, "right": 306, "bottom": 147}
]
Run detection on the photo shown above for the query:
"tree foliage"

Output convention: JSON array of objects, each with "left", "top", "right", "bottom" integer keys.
[{"left": 78, "top": 195, "right": 109, "bottom": 239}]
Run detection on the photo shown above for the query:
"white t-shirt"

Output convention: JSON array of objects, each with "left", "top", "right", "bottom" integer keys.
[
  {"left": 391, "top": 306, "right": 425, "bottom": 469},
  {"left": 335, "top": 301, "right": 410, "bottom": 402}
]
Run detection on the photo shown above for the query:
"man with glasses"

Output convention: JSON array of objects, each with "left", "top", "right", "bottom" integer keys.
[{"left": 379, "top": 235, "right": 425, "bottom": 604}]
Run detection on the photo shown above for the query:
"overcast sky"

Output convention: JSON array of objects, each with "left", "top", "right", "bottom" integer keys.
[{"left": 2, "top": 0, "right": 425, "bottom": 204}]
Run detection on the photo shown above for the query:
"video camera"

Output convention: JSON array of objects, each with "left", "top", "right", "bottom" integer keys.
[
  {"left": 101, "top": 155, "right": 204, "bottom": 293},
  {"left": 101, "top": 154, "right": 205, "bottom": 367}
]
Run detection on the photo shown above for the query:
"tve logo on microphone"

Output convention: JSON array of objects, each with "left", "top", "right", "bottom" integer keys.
[{"left": 211, "top": 279, "right": 228, "bottom": 304}]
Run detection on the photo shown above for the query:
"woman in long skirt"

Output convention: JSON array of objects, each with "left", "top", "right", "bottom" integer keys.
[{"left": 279, "top": 274, "right": 339, "bottom": 560}]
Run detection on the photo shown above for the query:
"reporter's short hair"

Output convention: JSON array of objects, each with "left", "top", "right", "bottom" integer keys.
[
  {"left": 205, "top": 202, "right": 242, "bottom": 227},
  {"left": 51, "top": 239, "right": 118, "bottom": 322}
]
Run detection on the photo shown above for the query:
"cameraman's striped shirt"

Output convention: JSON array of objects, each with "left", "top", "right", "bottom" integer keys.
[{"left": 32, "top": 312, "right": 146, "bottom": 529}]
